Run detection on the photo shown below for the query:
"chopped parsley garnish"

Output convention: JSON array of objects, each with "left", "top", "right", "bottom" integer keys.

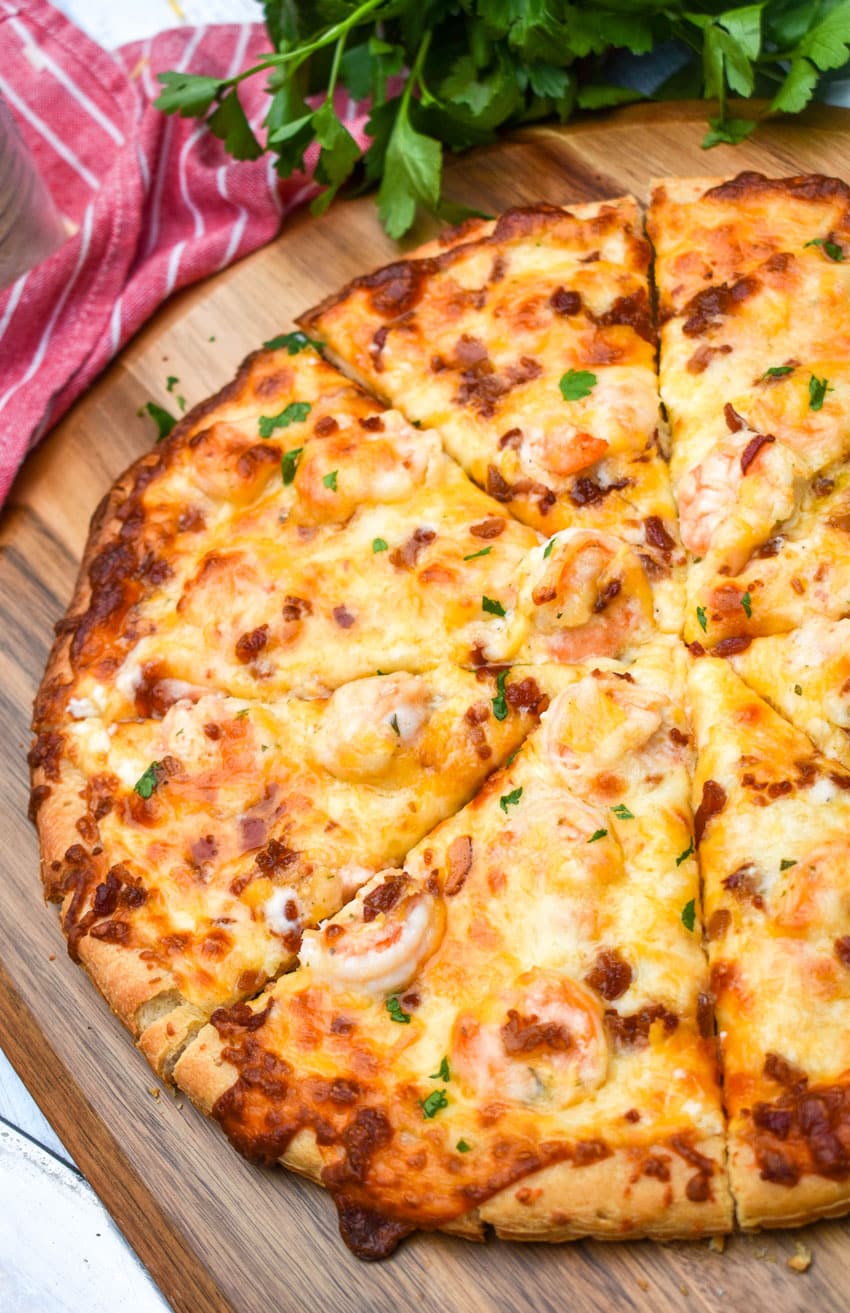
[
  {"left": 559, "top": 369, "right": 597, "bottom": 402},
  {"left": 676, "top": 839, "right": 695, "bottom": 867},
  {"left": 794, "top": 684, "right": 802, "bottom": 696},
  {"left": 235, "top": 708, "right": 250, "bottom": 718},
  {"left": 611, "top": 804, "right": 634, "bottom": 820},
  {"left": 322, "top": 469, "right": 338, "bottom": 491},
  {"left": 805, "top": 237, "right": 844, "bottom": 262},
  {"left": 681, "top": 898, "right": 696, "bottom": 932},
  {"left": 139, "top": 401, "right": 177, "bottom": 442},
  {"left": 588, "top": 828, "right": 608, "bottom": 843},
  {"left": 430, "top": 1057, "right": 451, "bottom": 1082},
  {"left": 421, "top": 1089, "right": 449, "bottom": 1119},
  {"left": 696, "top": 606, "right": 708, "bottom": 633},
  {"left": 780, "top": 858, "right": 797, "bottom": 871},
  {"left": 762, "top": 364, "right": 794, "bottom": 379},
  {"left": 165, "top": 375, "right": 186, "bottom": 411},
  {"left": 259, "top": 400, "right": 311, "bottom": 437},
  {"left": 456, "top": 1139, "right": 471, "bottom": 1153},
  {"left": 741, "top": 591, "right": 752, "bottom": 618},
  {"left": 463, "top": 546, "right": 492, "bottom": 561},
  {"left": 492, "top": 669, "right": 509, "bottom": 722},
  {"left": 504, "top": 747, "right": 519, "bottom": 768},
  {"left": 543, "top": 536, "right": 557, "bottom": 559},
  {"left": 386, "top": 996, "right": 411, "bottom": 1024},
  {"left": 500, "top": 786, "right": 523, "bottom": 814},
  {"left": 808, "top": 374, "right": 833, "bottom": 412},
  {"left": 133, "top": 762, "right": 162, "bottom": 799},
  {"left": 281, "top": 446, "right": 304, "bottom": 485},
  {"left": 263, "top": 330, "right": 323, "bottom": 354},
  {"left": 482, "top": 595, "right": 506, "bottom": 617},
  {"left": 389, "top": 713, "right": 401, "bottom": 736},
  {"left": 372, "top": 537, "right": 388, "bottom": 553}
]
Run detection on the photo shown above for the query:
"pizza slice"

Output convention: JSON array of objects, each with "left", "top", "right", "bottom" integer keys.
[
  {"left": 726, "top": 618, "right": 850, "bottom": 769},
  {"left": 174, "top": 645, "right": 731, "bottom": 1256},
  {"left": 689, "top": 656, "right": 850, "bottom": 1229},
  {"left": 299, "top": 200, "right": 683, "bottom": 631},
  {"left": 30, "top": 664, "right": 545, "bottom": 1076}
]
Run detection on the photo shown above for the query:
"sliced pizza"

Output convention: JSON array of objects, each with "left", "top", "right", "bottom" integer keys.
[
  {"left": 174, "top": 646, "right": 731, "bottom": 1255},
  {"left": 689, "top": 656, "right": 850, "bottom": 1228},
  {"left": 299, "top": 200, "right": 683, "bottom": 631},
  {"left": 31, "top": 664, "right": 545, "bottom": 1076}
]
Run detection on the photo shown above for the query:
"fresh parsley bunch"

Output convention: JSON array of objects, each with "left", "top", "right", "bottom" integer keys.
[{"left": 155, "top": 1, "right": 850, "bottom": 238}]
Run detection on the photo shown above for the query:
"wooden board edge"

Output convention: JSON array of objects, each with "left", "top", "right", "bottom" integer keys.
[{"left": 0, "top": 956, "right": 231, "bottom": 1313}]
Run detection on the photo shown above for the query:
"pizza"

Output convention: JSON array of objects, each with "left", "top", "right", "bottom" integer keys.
[{"left": 29, "top": 176, "right": 850, "bottom": 1261}]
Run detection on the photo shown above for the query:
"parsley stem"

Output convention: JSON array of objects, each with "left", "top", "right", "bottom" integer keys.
[
  {"left": 402, "top": 29, "right": 433, "bottom": 114},
  {"left": 326, "top": 31, "right": 347, "bottom": 100},
  {"left": 222, "top": 0, "right": 387, "bottom": 92}
]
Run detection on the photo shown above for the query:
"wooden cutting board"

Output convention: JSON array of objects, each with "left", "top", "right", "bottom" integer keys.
[{"left": 2, "top": 101, "right": 850, "bottom": 1313}]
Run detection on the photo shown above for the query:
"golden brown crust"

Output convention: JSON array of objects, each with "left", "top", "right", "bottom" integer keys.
[{"left": 731, "top": 1138, "right": 850, "bottom": 1230}]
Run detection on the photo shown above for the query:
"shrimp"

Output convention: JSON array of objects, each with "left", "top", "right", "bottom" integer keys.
[
  {"left": 451, "top": 968, "right": 608, "bottom": 1109},
  {"left": 540, "top": 674, "right": 666, "bottom": 788},
  {"left": 677, "top": 431, "right": 801, "bottom": 568},
  {"left": 521, "top": 427, "right": 609, "bottom": 480},
  {"left": 311, "top": 672, "right": 432, "bottom": 783},
  {"left": 771, "top": 838, "right": 850, "bottom": 934},
  {"left": 298, "top": 871, "right": 444, "bottom": 996}
]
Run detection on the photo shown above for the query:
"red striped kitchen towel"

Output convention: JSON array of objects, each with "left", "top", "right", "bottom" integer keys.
[{"left": 0, "top": 0, "right": 369, "bottom": 506}]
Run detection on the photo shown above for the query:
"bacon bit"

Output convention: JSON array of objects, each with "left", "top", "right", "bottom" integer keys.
[
  {"left": 470, "top": 517, "right": 505, "bottom": 539},
  {"left": 550, "top": 287, "right": 582, "bottom": 315},
  {"left": 694, "top": 780, "right": 727, "bottom": 844},
  {"left": 235, "top": 624, "right": 269, "bottom": 664},
  {"left": 713, "top": 635, "right": 752, "bottom": 656},
  {"left": 724, "top": 402, "right": 747, "bottom": 432},
  {"left": 333, "top": 605, "right": 355, "bottom": 629},
  {"left": 445, "top": 835, "right": 473, "bottom": 895},
  {"left": 687, "top": 343, "right": 732, "bottom": 374},
  {"left": 314, "top": 414, "right": 339, "bottom": 436},
  {"left": 389, "top": 527, "right": 436, "bottom": 570},
  {"left": 741, "top": 432, "right": 775, "bottom": 474},
  {"left": 787, "top": 1242, "right": 812, "bottom": 1273}
]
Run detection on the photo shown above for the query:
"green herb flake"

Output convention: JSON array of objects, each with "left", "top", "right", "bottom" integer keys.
[
  {"left": 492, "top": 669, "right": 509, "bottom": 722},
  {"left": 456, "top": 1139, "right": 471, "bottom": 1153},
  {"left": 259, "top": 400, "right": 311, "bottom": 438},
  {"left": 780, "top": 858, "right": 797, "bottom": 871},
  {"left": 133, "top": 762, "right": 161, "bottom": 800},
  {"left": 676, "top": 839, "right": 695, "bottom": 867},
  {"left": 166, "top": 375, "right": 179, "bottom": 392},
  {"left": 140, "top": 401, "right": 177, "bottom": 442},
  {"left": 696, "top": 606, "right": 708, "bottom": 633},
  {"left": 372, "top": 537, "right": 389, "bottom": 553},
  {"left": 611, "top": 804, "right": 634, "bottom": 820},
  {"left": 794, "top": 684, "right": 803, "bottom": 696},
  {"left": 386, "top": 996, "right": 411, "bottom": 1024},
  {"left": 263, "top": 330, "right": 323, "bottom": 354},
  {"left": 482, "top": 595, "right": 506, "bottom": 617},
  {"left": 281, "top": 446, "right": 304, "bottom": 486},
  {"left": 463, "top": 546, "right": 492, "bottom": 561},
  {"left": 500, "top": 786, "right": 523, "bottom": 814},
  {"left": 389, "top": 713, "right": 401, "bottom": 736},
  {"left": 741, "top": 591, "right": 752, "bottom": 618},
  {"left": 559, "top": 369, "right": 597, "bottom": 402},
  {"left": 543, "top": 536, "right": 557, "bottom": 559},
  {"left": 421, "top": 1089, "right": 449, "bottom": 1119},
  {"left": 322, "top": 469, "right": 338, "bottom": 491},
  {"left": 588, "top": 828, "right": 608, "bottom": 844},
  {"left": 430, "top": 1057, "right": 450, "bottom": 1082},
  {"left": 762, "top": 365, "right": 794, "bottom": 379},
  {"left": 805, "top": 237, "right": 844, "bottom": 262},
  {"left": 681, "top": 898, "right": 696, "bottom": 933},
  {"left": 235, "top": 708, "right": 250, "bottom": 719},
  {"left": 809, "top": 375, "right": 833, "bottom": 412},
  {"left": 504, "top": 747, "right": 518, "bottom": 768}
]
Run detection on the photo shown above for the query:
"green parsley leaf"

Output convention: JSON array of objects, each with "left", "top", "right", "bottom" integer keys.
[
  {"left": 741, "top": 591, "right": 752, "bottom": 618},
  {"left": 762, "top": 365, "right": 794, "bottom": 379},
  {"left": 794, "top": 684, "right": 803, "bottom": 696},
  {"left": 543, "top": 536, "right": 557, "bottom": 559},
  {"left": 771, "top": 57, "right": 819, "bottom": 115},
  {"left": 154, "top": 71, "right": 223, "bottom": 117},
  {"left": 235, "top": 708, "right": 250, "bottom": 719},
  {"left": 805, "top": 237, "right": 844, "bottom": 261},
  {"left": 504, "top": 747, "right": 518, "bottom": 768},
  {"left": 696, "top": 606, "right": 708, "bottom": 633},
  {"left": 311, "top": 100, "right": 361, "bottom": 215},
  {"left": 322, "top": 469, "right": 338, "bottom": 491},
  {"left": 780, "top": 858, "right": 797, "bottom": 871},
  {"left": 702, "top": 116, "right": 757, "bottom": 149},
  {"left": 207, "top": 89, "right": 262, "bottom": 161},
  {"left": 681, "top": 898, "right": 696, "bottom": 933},
  {"left": 464, "top": 546, "right": 493, "bottom": 561},
  {"left": 133, "top": 762, "right": 161, "bottom": 800},
  {"left": 677, "top": 839, "right": 695, "bottom": 867},
  {"left": 430, "top": 1057, "right": 450, "bottom": 1082},
  {"left": 611, "top": 804, "right": 634, "bottom": 820},
  {"left": 378, "top": 101, "right": 442, "bottom": 240},
  {"left": 588, "top": 828, "right": 608, "bottom": 843},
  {"left": 492, "top": 669, "right": 509, "bottom": 722},
  {"left": 166, "top": 375, "right": 179, "bottom": 392},
  {"left": 389, "top": 713, "right": 401, "bottom": 736},
  {"left": 559, "top": 369, "right": 597, "bottom": 402},
  {"left": 500, "top": 786, "right": 523, "bottom": 814},
  {"left": 482, "top": 596, "right": 506, "bottom": 617},
  {"left": 386, "top": 997, "right": 411, "bottom": 1024},
  {"left": 809, "top": 374, "right": 833, "bottom": 411},
  {"left": 421, "top": 1089, "right": 449, "bottom": 1119},
  {"left": 372, "top": 537, "right": 388, "bottom": 553},
  {"left": 259, "top": 401, "right": 311, "bottom": 438},
  {"left": 456, "top": 1139, "right": 471, "bottom": 1153},
  {"left": 140, "top": 401, "right": 177, "bottom": 442},
  {"left": 263, "top": 330, "right": 323, "bottom": 354},
  {"left": 281, "top": 447, "right": 303, "bottom": 486}
]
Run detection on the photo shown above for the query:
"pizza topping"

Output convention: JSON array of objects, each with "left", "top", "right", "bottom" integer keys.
[
  {"left": 604, "top": 1004, "right": 678, "bottom": 1048},
  {"left": 543, "top": 674, "right": 665, "bottom": 788},
  {"left": 235, "top": 625, "right": 269, "bottom": 664},
  {"left": 469, "top": 517, "right": 505, "bottom": 539},
  {"left": 264, "top": 887, "right": 303, "bottom": 947},
  {"left": 559, "top": 370, "right": 597, "bottom": 402},
  {"left": 740, "top": 433, "right": 775, "bottom": 475},
  {"left": 385, "top": 996, "right": 411, "bottom": 1024},
  {"left": 445, "top": 836, "right": 473, "bottom": 895},
  {"left": 389, "top": 528, "right": 436, "bottom": 570},
  {"left": 550, "top": 287, "right": 582, "bottom": 316},
  {"left": 686, "top": 343, "right": 732, "bottom": 374},
  {"left": 259, "top": 401, "right": 311, "bottom": 438},
  {"left": 584, "top": 948, "right": 633, "bottom": 1001},
  {"left": 312, "top": 673, "right": 431, "bottom": 782},
  {"left": 809, "top": 374, "right": 833, "bottom": 411},
  {"left": 333, "top": 606, "right": 355, "bottom": 628},
  {"left": 694, "top": 780, "right": 727, "bottom": 844},
  {"left": 680, "top": 276, "right": 760, "bottom": 337}
]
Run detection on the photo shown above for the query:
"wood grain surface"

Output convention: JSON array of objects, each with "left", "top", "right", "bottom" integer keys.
[{"left": 2, "top": 101, "right": 850, "bottom": 1313}]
